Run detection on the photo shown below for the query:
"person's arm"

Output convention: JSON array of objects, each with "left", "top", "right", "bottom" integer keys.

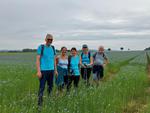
[
  {"left": 104, "top": 53, "right": 109, "bottom": 65},
  {"left": 104, "top": 58, "right": 109, "bottom": 65},
  {"left": 54, "top": 56, "right": 58, "bottom": 77},
  {"left": 92, "top": 52, "right": 96, "bottom": 65},
  {"left": 36, "top": 55, "right": 42, "bottom": 79},
  {"left": 80, "top": 56, "right": 82, "bottom": 65},
  {"left": 103, "top": 54, "right": 109, "bottom": 67},
  {"left": 80, "top": 56, "right": 86, "bottom": 68},
  {"left": 90, "top": 56, "right": 93, "bottom": 66}
]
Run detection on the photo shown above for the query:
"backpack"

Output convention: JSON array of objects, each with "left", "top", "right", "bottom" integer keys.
[
  {"left": 40, "top": 44, "right": 56, "bottom": 57},
  {"left": 93, "top": 52, "right": 106, "bottom": 60},
  {"left": 81, "top": 52, "right": 91, "bottom": 60}
]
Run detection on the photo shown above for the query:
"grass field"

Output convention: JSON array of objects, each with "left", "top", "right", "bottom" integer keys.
[{"left": 0, "top": 51, "right": 150, "bottom": 113}]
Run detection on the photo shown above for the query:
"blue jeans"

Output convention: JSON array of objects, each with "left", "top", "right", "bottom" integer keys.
[{"left": 38, "top": 70, "right": 54, "bottom": 97}]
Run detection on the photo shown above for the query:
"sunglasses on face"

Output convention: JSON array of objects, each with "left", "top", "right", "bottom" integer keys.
[{"left": 47, "top": 39, "right": 53, "bottom": 41}]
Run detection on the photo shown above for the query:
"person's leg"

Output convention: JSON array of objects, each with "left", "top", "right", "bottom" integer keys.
[
  {"left": 93, "top": 72, "right": 99, "bottom": 86},
  {"left": 58, "top": 73, "right": 64, "bottom": 93},
  {"left": 38, "top": 71, "right": 47, "bottom": 106},
  {"left": 74, "top": 76, "right": 80, "bottom": 88},
  {"left": 99, "top": 66, "right": 104, "bottom": 79},
  {"left": 82, "top": 68, "right": 88, "bottom": 85},
  {"left": 62, "top": 69, "right": 68, "bottom": 89},
  {"left": 67, "top": 76, "right": 73, "bottom": 92},
  {"left": 93, "top": 65, "right": 98, "bottom": 82},
  {"left": 96, "top": 65, "right": 101, "bottom": 80},
  {"left": 47, "top": 70, "right": 54, "bottom": 95},
  {"left": 60, "top": 69, "right": 64, "bottom": 89},
  {"left": 64, "top": 75, "right": 68, "bottom": 87},
  {"left": 87, "top": 68, "right": 92, "bottom": 86},
  {"left": 73, "top": 76, "right": 80, "bottom": 95},
  {"left": 81, "top": 68, "right": 85, "bottom": 80},
  {"left": 56, "top": 66, "right": 64, "bottom": 93}
]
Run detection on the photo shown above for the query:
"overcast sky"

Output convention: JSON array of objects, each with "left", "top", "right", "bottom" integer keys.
[{"left": 0, "top": 0, "right": 150, "bottom": 50}]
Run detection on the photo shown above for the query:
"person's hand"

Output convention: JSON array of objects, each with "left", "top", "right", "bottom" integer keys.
[
  {"left": 87, "top": 64, "right": 92, "bottom": 67},
  {"left": 103, "top": 64, "right": 106, "bottom": 68},
  {"left": 81, "top": 64, "right": 86, "bottom": 68},
  {"left": 55, "top": 70, "right": 58, "bottom": 77},
  {"left": 37, "top": 71, "right": 42, "bottom": 79}
]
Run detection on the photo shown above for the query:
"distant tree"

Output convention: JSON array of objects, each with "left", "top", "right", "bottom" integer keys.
[
  {"left": 22, "top": 48, "right": 36, "bottom": 52},
  {"left": 120, "top": 47, "right": 124, "bottom": 51},
  {"left": 128, "top": 48, "right": 130, "bottom": 51},
  {"left": 8, "top": 50, "right": 21, "bottom": 53},
  {"left": 145, "top": 47, "right": 150, "bottom": 51},
  {"left": 108, "top": 48, "right": 111, "bottom": 51}
]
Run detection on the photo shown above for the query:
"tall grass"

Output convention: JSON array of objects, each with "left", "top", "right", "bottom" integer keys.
[{"left": 0, "top": 51, "right": 149, "bottom": 113}]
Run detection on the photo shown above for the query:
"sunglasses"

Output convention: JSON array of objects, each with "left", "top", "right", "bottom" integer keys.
[{"left": 47, "top": 39, "right": 53, "bottom": 41}]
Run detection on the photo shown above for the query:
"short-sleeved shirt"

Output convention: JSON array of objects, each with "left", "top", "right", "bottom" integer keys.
[
  {"left": 70, "top": 55, "right": 80, "bottom": 76},
  {"left": 93, "top": 52, "right": 107, "bottom": 65},
  {"left": 81, "top": 53, "right": 90, "bottom": 65},
  {"left": 37, "top": 44, "right": 56, "bottom": 71}
]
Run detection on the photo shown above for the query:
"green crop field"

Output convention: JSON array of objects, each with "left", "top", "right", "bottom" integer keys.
[{"left": 0, "top": 51, "right": 150, "bottom": 113}]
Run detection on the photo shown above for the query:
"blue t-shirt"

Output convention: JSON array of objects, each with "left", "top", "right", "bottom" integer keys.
[
  {"left": 70, "top": 55, "right": 80, "bottom": 76},
  {"left": 37, "top": 45, "right": 56, "bottom": 71},
  {"left": 81, "top": 53, "right": 90, "bottom": 65}
]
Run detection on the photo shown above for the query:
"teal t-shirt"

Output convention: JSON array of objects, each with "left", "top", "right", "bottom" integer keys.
[
  {"left": 70, "top": 55, "right": 80, "bottom": 76},
  {"left": 81, "top": 53, "right": 90, "bottom": 65},
  {"left": 37, "top": 45, "right": 56, "bottom": 71}
]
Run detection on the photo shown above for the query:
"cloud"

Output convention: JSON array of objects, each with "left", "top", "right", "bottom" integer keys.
[{"left": 0, "top": 0, "right": 150, "bottom": 50}]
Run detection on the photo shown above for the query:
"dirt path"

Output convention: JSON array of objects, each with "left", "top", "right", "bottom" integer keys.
[{"left": 103, "top": 56, "right": 138, "bottom": 82}]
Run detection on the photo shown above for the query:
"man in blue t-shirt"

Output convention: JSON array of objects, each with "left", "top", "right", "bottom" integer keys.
[{"left": 36, "top": 34, "right": 57, "bottom": 106}]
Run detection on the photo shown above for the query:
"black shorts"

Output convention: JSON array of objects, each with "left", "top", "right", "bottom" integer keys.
[{"left": 93, "top": 65, "right": 104, "bottom": 79}]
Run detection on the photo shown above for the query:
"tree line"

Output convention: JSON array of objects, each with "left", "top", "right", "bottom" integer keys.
[{"left": 0, "top": 47, "right": 149, "bottom": 53}]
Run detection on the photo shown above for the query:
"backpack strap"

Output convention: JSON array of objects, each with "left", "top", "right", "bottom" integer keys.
[
  {"left": 81, "top": 52, "right": 83, "bottom": 58},
  {"left": 93, "top": 52, "right": 107, "bottom": 60},
  {"left": 41, "top": 44, "right": 44, "bottom": 57},
  {"left": 88, "top": 52, "right": 91, "bottom": 60},
  {"left": 41, "top": 45, "right": 56, "bottom": 57},
  {"left": 51, "top": 45, "right": 56, "bottom": 55},
  {"left": 93, "top": 52, "right": 98, "bottom": 60},
  {"left": 103, "top": 53, "right": 107, "bottom": 60}
]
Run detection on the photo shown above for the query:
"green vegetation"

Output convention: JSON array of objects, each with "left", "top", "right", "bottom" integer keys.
[{"left": 0, "top": 51, "right": 150, "bottom": 113}]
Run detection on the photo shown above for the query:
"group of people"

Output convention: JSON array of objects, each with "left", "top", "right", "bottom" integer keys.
[{"left": 36, "top": 34, "right": 109, "bottom": 106}]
